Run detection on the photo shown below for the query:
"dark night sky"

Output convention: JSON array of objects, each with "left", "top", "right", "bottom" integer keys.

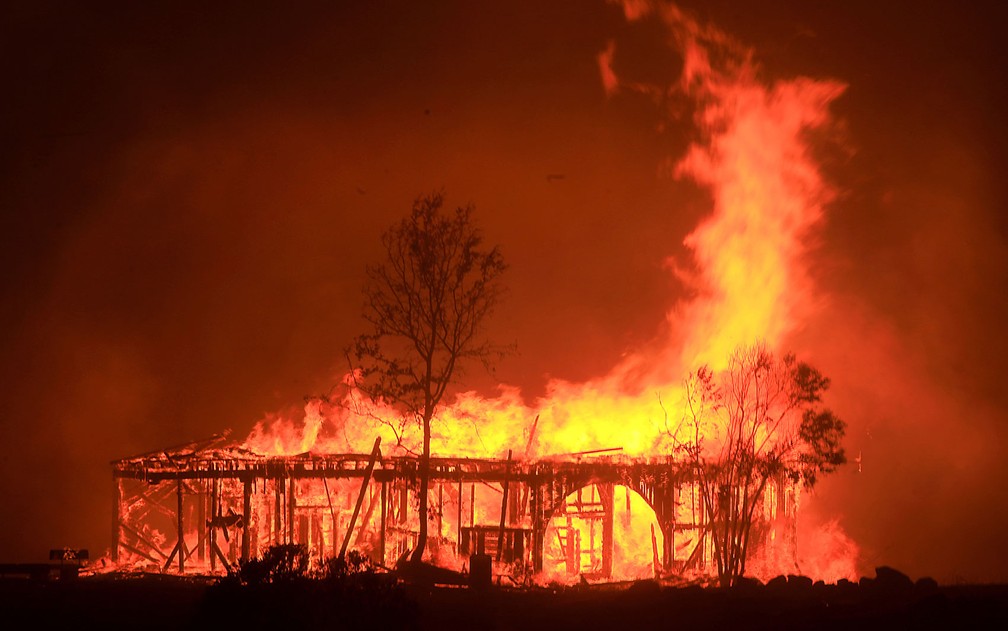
[{"left": 1, "top": 1, "right": 1006, "bottom": 582}]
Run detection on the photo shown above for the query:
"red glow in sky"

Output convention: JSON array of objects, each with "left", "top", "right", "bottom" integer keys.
[{"left": 1, "top": 1, "right": 1006, "bottom": 583}]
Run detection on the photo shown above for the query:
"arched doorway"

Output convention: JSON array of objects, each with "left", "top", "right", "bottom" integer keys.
[{"left": 542, "top": 483, "right": 663, "bottom": 583}]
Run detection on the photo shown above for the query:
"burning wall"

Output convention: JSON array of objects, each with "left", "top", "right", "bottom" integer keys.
[{"left": 110, "top": 436, "right": 798, "bottom": 583}]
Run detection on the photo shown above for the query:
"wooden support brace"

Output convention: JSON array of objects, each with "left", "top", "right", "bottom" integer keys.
[
  {"left": 339, "top": 437, "right": 381, "bottom": 559},
  {"left": 120, "top": 521, "right": 169, "bottom": 560},
  {"left": 323, "top": 477, "right": 338, "bottom": 555},
  {"left": 211, "top": 537, "right": 231, "bottom": 572},
  {"left": 121, "top": 541, "right": 159, "bottom": 565},
  {"left": 353, "top": 489, "right": 382, "bottom": 547}
]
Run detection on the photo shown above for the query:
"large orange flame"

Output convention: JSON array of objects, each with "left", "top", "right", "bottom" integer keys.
[{"left": 241, "top": 1, "right": 858, "bottom": 583}]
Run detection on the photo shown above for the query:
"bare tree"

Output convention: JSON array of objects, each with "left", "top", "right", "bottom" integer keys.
[
  {"left": 348, "top": 190, "right": 509, "bottom": 564},
  {"left": 670, "top": 342, "right": 846, "bottom": 586}
]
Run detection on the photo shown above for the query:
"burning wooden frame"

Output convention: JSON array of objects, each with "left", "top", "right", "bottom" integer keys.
[{"left": 111, "top": 434, "right": 798, "bottom": 581}]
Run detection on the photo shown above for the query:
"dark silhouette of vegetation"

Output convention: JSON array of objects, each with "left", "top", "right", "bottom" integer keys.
[
  {"left": 668, "top": 342, "right": 846, "bottom": 587},
  {"left": 204, "top": 545, "right": 416, "bottom": 629},
  {"left": 229, "top": 543, "right": 310, "bottom": 585},
  {"left": 348, "top": 190, "right": 510, "bottom": 564}
]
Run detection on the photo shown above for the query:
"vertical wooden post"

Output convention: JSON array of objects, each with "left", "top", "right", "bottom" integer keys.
[
  {"left": 496, "top": 449, "right": 513, "bottom": 562},
  {"left": 470, "top": 483, "right": 475, "bottom": 527},
  {"left": 274, "top": 478, "right": 282, "bottom": 545},
  {"left": 242, "top": 477, "right": 251, "bottom": 563},
  {"left": 379, "top": 479, "right": 387, "bottom": 566},
  {"left": 437, "top": 483, "right": 443, "bottom": 539},
  {"left": 651, "top": 524, "right": 660, "bottom": 579},
  {"left": 530, "top": 478, "right": 544, "bottom": 573},
  {"left": 601, "top": 483, "right": 614, "bottom": 579},
  {"left": 670, "top": 483, "right": 678, "bottom": 568},
  {"left": 176, "top": 478, "right": 184, "bottom": 574},
  {"left": 288, "top": 477, "right": 296, "bottom": 545},
  {"left": 566, "top": 513, "right": 576, "bottom": 574},
  {"left": 196, "top": 480, "right": 206, "bottom": 562},
  {"left": 457, "top": 478, "right": 463, "bottom": 550},
  {"left": 210, "top": 476, "right": 218, "bottom": 572},
  {"left": 111, "top": 475, "right": 121, "bottom": 563}
]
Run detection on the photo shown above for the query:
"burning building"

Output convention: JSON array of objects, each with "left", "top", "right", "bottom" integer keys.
[
  {"left": 108, "top": 2, "right": 855, "bottom": 586},
  {"left": 111, "top": 432, "right": 799, "bottom": 583}
]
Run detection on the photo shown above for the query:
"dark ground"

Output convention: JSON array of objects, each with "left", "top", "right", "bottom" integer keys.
[{"left": 1, "top": 572, "right": 1006, "bottom": 630}]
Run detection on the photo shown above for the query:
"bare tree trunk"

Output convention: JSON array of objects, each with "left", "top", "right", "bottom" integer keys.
[{"left": 411, "top": 416, "right": 432, "bottom": 564}]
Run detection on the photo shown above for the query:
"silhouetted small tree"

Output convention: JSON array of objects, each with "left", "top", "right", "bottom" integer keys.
[
  {"left": 669, "top": 342, "right": 846, "bottom": 587},
  {"left": 348, "top": 191, "right": 509, "bottom": 564}
]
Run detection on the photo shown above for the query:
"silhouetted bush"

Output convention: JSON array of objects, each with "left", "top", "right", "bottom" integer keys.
[
  {"left": 203, "top": 547, "right": 417, "bottom": 630},
  {"left": 230, "top": 543, "right": 310, "bottom": 585}
]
